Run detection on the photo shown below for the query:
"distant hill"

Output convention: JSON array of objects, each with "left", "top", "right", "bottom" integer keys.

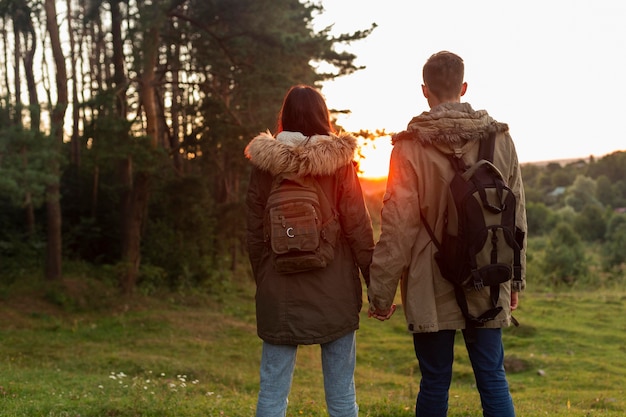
[
  {"left": 522, "top": 156, "right": 591, "bottom": 167},
  {"left": 523, "top": 150, "right": 626, "bottom": 167}
]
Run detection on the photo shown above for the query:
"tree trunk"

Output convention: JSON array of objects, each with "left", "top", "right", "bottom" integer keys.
[
  {"left": 120, "top": 171, "right": 151, "bottom": 294},
  {"left": 23, "top": 8, "right": 39, "bottom": 237},
  {"left": 21, "top": 150, "right": 35, "bottom": 236},
  {"left": 111, "top": 0, "right": 127, "bottom": 115},
  {"left": 119, "top": 22, "right": 161, "bottom": 294},
  {"left": 67, "top": 0, "right": 80, "bottom": 167},
  {"left": 44, "top": 0, "right": 69, "bottom": 280},
  {"left": 168, "top": 38, "right": 182, "bottom": 173}
]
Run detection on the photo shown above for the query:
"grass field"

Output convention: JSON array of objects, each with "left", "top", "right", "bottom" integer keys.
[{"left": 1, "top": 276, "right": 625, "bottom": 417}]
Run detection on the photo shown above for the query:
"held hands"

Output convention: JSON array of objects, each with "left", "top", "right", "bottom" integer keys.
[
  {"left": 368, "top": 303, "right": 396, "bottom": 321},
  {"left": 511, "top": 291, "right": 519, "bottom": 311}
]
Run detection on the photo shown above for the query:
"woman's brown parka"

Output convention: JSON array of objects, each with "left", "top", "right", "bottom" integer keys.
[{"left": 245, "top": 131, "right": 374, "bottom": 345}]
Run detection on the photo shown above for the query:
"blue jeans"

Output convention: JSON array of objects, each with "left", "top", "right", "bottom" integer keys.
[
  {"left": 412, "top": 328, "right": 515, "bottom": 417},
  {"left": 256, "top": 331, "right": 358, "bottom": 417}
]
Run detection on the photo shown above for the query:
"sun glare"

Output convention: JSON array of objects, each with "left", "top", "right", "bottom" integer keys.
[{"left": 356, "top": 135, "right": 393, "bottom": 180}]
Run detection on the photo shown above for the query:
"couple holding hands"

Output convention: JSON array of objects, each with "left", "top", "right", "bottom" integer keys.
[{"left": 245, "top": 51, "right": 527, "bottom": 417}]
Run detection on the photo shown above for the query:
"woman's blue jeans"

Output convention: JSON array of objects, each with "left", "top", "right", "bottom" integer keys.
[
  {"left": 255, "top": 331, "right": 358, "bottom": 417},
  {"left": 412, "top": 328, "right": 515, "bottom": 417}
]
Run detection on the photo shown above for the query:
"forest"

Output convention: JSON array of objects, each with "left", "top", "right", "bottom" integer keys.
[
  {"left": 519, "top": 152, "right": 626, "bottom": 288},
  {"left": 0, "top": 0, "right": 624, "bottom": 296},
  {"left": 0, "top": 0, "right": 374, "bottom": 293}
]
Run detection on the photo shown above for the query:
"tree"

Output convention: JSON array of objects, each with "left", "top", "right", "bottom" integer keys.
[
  {"left": 0, "top": 0, "right": 41, "bottom": 236},
  {"left": 595, "top": 175, "right": 614, "bottom": 208},
  {"left": 587, "top": 151, "right": 626, "bottom": 183},
  {"left": 163, "top": 0, "right": 374, "bottom": 275},
  {"left": 603, "top": 214, "right": 626, "bottom": 270},
  {"left": 526, "top": 201, "right": 557, "bottom": 236},
  {"left": 117, "top": 2, "right": 166, "bottom": 294},
  {"left": 543, "top": 222, "right": 588, "bottom": 286},
  {"left": 564, "top": 175, "right": 598, "bottom": 212},
  {"left": 44, "top": 0, "right": 68, "bottom": 280},
  {"left": 573, "top": 204, "right": 606, "bottom": 242}
]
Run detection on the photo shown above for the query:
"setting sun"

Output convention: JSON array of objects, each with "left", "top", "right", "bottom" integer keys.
[
  {"left": 357, "top": 136, "right": 392, "bottom": 179},
  {"left": 356, "top": 135, "right": 393, "bottom": 180}
]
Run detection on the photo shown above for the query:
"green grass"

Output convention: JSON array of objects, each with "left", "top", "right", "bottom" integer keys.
[{"left": 1, "top": 276, "right": 625, "bottom": 417}]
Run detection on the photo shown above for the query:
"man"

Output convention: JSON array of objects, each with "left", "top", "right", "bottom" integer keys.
[{"left": 367, "top": 51, "right": 527, "bottom": 417}]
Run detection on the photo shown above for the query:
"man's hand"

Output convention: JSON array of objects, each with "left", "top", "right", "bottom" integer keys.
[
  {"left": 511, "top": 291, "right": 519, "bottom": 311},
  {"left": 368, "top": 304, "right": 397, "bottom": 321}
]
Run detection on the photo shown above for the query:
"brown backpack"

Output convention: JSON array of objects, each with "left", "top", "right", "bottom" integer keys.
[{"left": 264, "top": 173, "right": 340, "bottom": 274}]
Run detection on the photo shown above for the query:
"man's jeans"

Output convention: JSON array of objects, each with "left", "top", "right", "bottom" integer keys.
[
  {"left": 256, "top": 331, "right": 358, "bottom": 417},
  {"left": 413, "top": 328, "right": 515, "bottom": 417}
]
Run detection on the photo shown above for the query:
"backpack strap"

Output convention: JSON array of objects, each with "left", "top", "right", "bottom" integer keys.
[
  {"left": 307, "top": 177, "right": 336, "bottom": 222},
  {"left": 418, "top": 132, "right": 494, "bottom": 251},
  {"left": 278, "top": 173, "right": 335, "bottom": 220},
  {"left": 478, "top": 130, "right": 497, "bottom": 162},
  {"left": 419, "top": 211, "right": 441, "bottom": 252}
]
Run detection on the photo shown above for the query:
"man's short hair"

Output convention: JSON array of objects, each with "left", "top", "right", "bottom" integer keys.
[{"left": 423, "top": 51, "right": 464, "bottom": 101}]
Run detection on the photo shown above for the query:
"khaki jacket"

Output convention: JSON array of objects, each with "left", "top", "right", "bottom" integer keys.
[
  {"left": 368, "top": 103, "right": 527, "bottom": 332},
  {"left": 245, "top": 131, "right": 374, "bottom": 345}
]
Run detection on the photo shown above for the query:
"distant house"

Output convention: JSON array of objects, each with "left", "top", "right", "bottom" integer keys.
[{"left": 547, "top": 186, "right": 566, "bottom": 197}]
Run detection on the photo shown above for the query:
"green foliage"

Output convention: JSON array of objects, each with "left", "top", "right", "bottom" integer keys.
[
  {"left": 141, "top": 174, "right": 218, "bottom": 290},
  {"left": 551, "top": 168, "right": 574, "bottom": 188},
  {"left": 0, "top": 116, "right": 53, "bottom": 208},
  {"left": 520, "top": 153, "right": 626, "bottom": 286},
  {"left": 603, "top": 214, "right": 626, "bottom": 271},
  {"left": 554, "top": 205, "right": 577, "bottom": 225},
  {"left": 542, "top": 223, "right": 589, "bottom": 286},
  {"left": 564, "top": 175, "right": 598, "bottom": 211},
  {"left": 612, "top": 180, "right": 626, "bottom": 208},
  {"left": 596, "top": 175, "right": 614, "bottom": 207},
  {"left": 0, "top": 231, "right": 45, "bottom": 283},
  {"left": 573, "top": 204, "right": 607, "bottom": 242},
  {"left": 606, "top": 213, "right": 626, "bottom": 237},
  {"left": 525, "top": 201, "right": 557, "bottom": 236},
  {"left": 587, "top": 150, "right": 626, "bottom": 183}
]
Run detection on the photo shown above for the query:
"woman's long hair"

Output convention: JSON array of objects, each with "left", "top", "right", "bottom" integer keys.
[{"left": 276, "top": 85, "right": 335, "bottom": 136}]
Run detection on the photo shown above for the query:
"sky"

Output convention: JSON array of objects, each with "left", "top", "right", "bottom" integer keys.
[{"left": 314, "top": 0, "right": 626, "bottom": 165}]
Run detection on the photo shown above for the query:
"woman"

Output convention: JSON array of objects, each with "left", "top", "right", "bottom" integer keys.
[{"left": 245, "top": 85, "right": 374, "bottom": 417}]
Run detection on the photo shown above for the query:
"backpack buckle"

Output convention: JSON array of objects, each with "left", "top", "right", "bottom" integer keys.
[{"left": 470, "top": 270, "right": 484, "bottom": 290}]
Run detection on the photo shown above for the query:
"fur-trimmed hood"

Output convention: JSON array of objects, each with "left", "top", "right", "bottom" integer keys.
[
  {"left": 244, "top": 130, "right": 357, "bottom": 176},
  {"left": 393, "top": 102, "right": 509, "bottom": 152}
]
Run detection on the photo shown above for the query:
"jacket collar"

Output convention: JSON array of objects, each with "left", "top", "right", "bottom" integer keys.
[
  {"left": 397, "top": 102, "right": 508, "bottom": 147},
  {"left": 244, "top": 130, "right": 357, "bottom": 177}
]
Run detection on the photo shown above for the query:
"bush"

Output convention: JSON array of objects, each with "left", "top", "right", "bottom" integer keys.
[
  {"left": 542, "top": 222, "right": 589, "bottom": 286},
  {"left": 603, "top": 216, "right": 626, "bottom": 270},
  {"left": 526, "top": 202, "right": 557, "bottom": 236}
]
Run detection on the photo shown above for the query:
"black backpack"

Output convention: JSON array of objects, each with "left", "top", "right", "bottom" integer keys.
[
  {"left": 264, "top": 173, "right": 340, "bottom": 274},
  {"left": 420, "top": 131, "right": 524, "bottom": 328}
]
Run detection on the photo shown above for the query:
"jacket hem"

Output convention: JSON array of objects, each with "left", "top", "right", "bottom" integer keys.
[{"left": 258, "top": 326, "right": 358, "bottom": 346}]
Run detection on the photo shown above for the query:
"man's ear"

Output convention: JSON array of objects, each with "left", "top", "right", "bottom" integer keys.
[
  {"left": 460, "top": 82, "right": 468, "bottom": 97},
  {"left": 421, "top": 84, "right": 429, "bottom": 99}
]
